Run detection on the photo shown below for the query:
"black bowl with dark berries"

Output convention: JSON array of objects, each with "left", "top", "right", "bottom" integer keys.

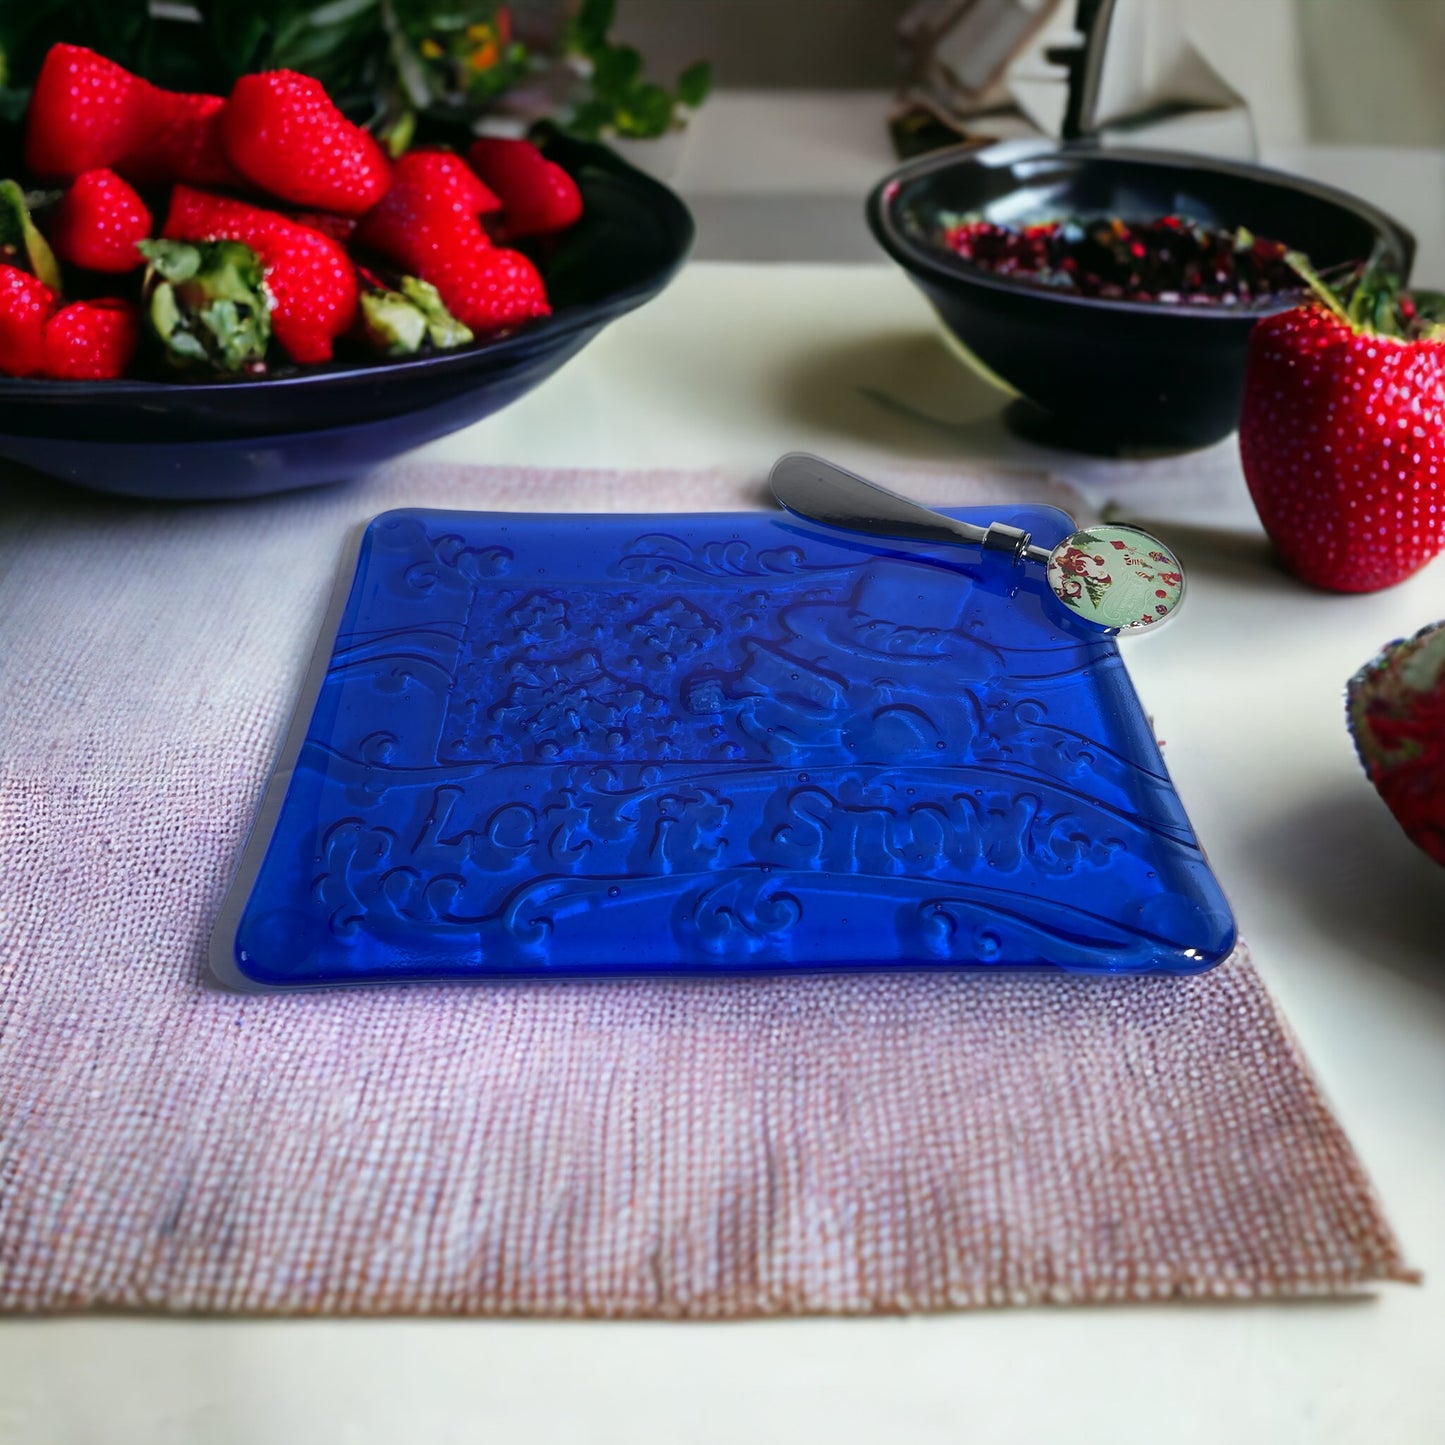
[
  {"left": 0, "top": 45, "right": 692, "bottom": 500},
  {"left": 868, "top": 140, "right": 1414, "bottom": 449}
]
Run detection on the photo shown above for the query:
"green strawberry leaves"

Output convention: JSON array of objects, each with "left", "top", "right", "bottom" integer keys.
[
  {"left": 0, "top": 178, "right": 60, "bottom": 292},
  {"left": 139, "top": 238, "right": 271, "bottom": 372},
  {"left": 359, "top": 274, "right": 472, "bottom": 355},
  {"left": 1287, "top": 249, "right": 1445, "bottom": 342}
]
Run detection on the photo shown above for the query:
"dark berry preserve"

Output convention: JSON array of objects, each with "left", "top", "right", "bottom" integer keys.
[{"left": 940, "top": 215, "right": 1303, "bottom": 306}]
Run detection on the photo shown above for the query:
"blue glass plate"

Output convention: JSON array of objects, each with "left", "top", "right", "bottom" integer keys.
[{"left": 212, "top": 506, "right": 1236, "bottom": 989}]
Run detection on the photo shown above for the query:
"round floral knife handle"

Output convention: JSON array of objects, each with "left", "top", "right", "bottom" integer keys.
[{"left": 768, "top": 452, "right": 1185, "bottom": 633}]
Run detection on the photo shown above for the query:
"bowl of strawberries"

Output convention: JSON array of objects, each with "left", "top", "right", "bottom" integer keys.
[{"left": 0, "top": 44, "right": 693, "bottom": 500}]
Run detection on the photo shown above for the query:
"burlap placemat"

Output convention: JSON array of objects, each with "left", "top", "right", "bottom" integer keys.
[{"left": 0, "top": 461, "right": 1414, "bottom": 1314}]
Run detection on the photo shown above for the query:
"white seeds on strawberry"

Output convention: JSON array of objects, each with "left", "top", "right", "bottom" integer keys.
[{"left": 1240, "top": 302, "right": 1445, "bottom": 592}]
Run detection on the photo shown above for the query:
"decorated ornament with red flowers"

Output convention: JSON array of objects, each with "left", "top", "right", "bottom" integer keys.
[{"left": 1043, "top": 526, "right": 1185, "bottom": 630}]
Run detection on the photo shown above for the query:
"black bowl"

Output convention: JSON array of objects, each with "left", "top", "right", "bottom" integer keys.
[
  {"left": 867, "top": 140, "right": 1415, "bottom": 450},
  {"left": 0, "top": 134, "right": 693, "bottom": 500}
]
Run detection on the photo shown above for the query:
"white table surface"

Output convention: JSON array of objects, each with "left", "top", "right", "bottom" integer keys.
[{"left": 5, "top": 132, "right": 1445, "bottom": 1443}]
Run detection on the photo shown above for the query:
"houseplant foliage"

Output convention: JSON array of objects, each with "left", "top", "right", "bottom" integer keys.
[
  {"left": 0, "top": 0, "right": 710, "bottom": 151},
  {"left": 563, "top": 0, "right": 710, "bottom": 141},
  {"left": 0, "top": 1, "right": 533, "bottom": 149}
]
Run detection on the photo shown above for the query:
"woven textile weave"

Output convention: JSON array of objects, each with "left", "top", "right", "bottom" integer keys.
[{"left": 0, "top": 462, "right": 1414, "bottom": 1314}]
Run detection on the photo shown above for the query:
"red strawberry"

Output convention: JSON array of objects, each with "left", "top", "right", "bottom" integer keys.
[
  {"left": 24, "top": 44, "right": 143, "bottom": 180},
  {"left": 43, "top": 298, "right": 140, "bottom": 379},
  {"left": 1348, "top": 620, "right": 1445, "bottom": 866},
  {"left": 1240, "top": 271, "right": 1445, "bottom": 592},
  {"left": 49, "top": 170, "right": 153, "bottom": 273},
  {"left": 221, "top": 71, "right": 390, "bottom": 216},
  {"left": 23, "top": 43, "right": 239, "bottom": 189},
  {"left": 128, "top": 90, "right": 239, "bottom": 189},
  {"left": 425, "top": 246, "right": 550, "bottom": 333},
  {"left": 164, "top": 186, "right": 359, "bottom": 364},
  {"left": 353, "top": 150, "right": 499, "bottom": 272},
  {"left": 355, "top": 150, "right": 544, "bottom": 332},
  {"left": 288, "top": 211, "right": 360, "bottom": 247},
  {"left": 467, "top": 138, "right": 582, "bottom": 239},
  {"left": 422, "top": 150, "right": 502, "bottom": 219},
  {"left": 0, "top": 263, "right": 56, "bottom": 376}
]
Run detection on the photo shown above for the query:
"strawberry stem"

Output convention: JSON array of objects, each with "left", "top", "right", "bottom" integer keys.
[
  {"left": 1284, "top": 249, "right": 1445, "bottom": 342},
  {"left": 1285, "top": 249, "right": 1350, "bottom": 323}
]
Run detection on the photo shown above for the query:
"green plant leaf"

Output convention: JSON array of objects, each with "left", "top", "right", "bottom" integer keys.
[
  {"left": 1284, "top": 249, "right": 1350, "bottom": 324},
  {"left": 360, "top": 274, "right": 473, "bottom": 355},
  {"left": 137, "top": 238, "right": 201, "bottom": 284},
  {"left": 1396, "top": 287, "right": 1445, "bottom": 341},
  {"left": 400, "top": 274, "right": 472, "bottom": 348},
  {"left": 308, "top": 0, "right": 382, "bottom": 26},
  {"left": 567, "top": 96, "right": 613, "bottom": 141},
  {"left": 0, "top": 87, "right": 28, "bottom": 125},
  {"left": 254, "top": 0, "right": 394, "bottom": 112},
  {"left": 0, "top": 178, "right": 60, "bottom": 292},
  {"left": 592, "top": 42, "right": 640, "bottom": 96},
  {"left": 0, "top": 0, "right": 154, "bottom": 86},
  {"left": 676, "top": 60, "right": 711, "bottom": 109},
  {"left": 376, "top": 105, "right": 417, "bottom": 156},
  {"left": 141, "top": 12, "right": 229, "bottom": 93},
  {"left": 1408, "top": 289, "right": 1445, "bottom": 324},
  {"left": 142, "top": 238, "right": 271, "bottom": 373},
  {"left": 1348, "top": 263, "right": 1403, "bottom": 337},
  {"left": 205, "top": 5, "right": 276, "bottom": 82},
  {"left": 574, "top": 0, "right": 616, "bottom": 53},
  {"left": 360, "top": 286, "right": 429, "bottom": 354},
  {"left": 616, "top": 80, "right": 673, "bottom": 138}
]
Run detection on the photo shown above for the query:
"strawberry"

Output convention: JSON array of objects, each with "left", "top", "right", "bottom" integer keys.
[
  {"left": 164, "top": 186, "right": 359, "bottom": 364},
  {"left": 355, "top": 150, "right": 545, "bottom": 333},
  {"left": 1240, "top": 265, "right": 1445, "bottom": 592},
  {"left": 43, "top": 298, "right": 140, "bottom": 379},
  {"left": 0, "top": 263, "right": 56, "bottom": 376},
  {"left": 287, "top": 211, "right": 361, "bottom": 248},
  {"left": 467, "top": 138, "right": 582, "bottom": 239},
  {"left": 424, "top": 246, "right": 550, "bottom": 333},
  {"left": 127, "top": 90, "right": 239, "bottom": 189},
  {"left": 23, "top": 44, "right": 142, "bottom": 180},
  {"left": 23, "top": 43, "right": 239, "bottom": 189},
  {"left": 221, "top": 71, "right": 390, "bottom": 216},
  {"left": 1348, "top": 619, "right": 1445, "bottom": 866},
  {"left": 353, "top": 150, "right": 499, "bottom": 271},
  {"left": 49, "top": 170, "right": 153, "bottom": 273}
]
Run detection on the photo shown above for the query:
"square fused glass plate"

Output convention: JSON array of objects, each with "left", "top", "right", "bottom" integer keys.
[{"left": 212, "top": 506, "right": 1236, "bottom": 989}]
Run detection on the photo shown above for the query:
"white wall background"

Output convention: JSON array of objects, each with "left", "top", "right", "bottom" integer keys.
[
  {"left": 1297, "top": 0, "right": 1445, "bottom": 145},
  {"left": 611, "top": 0, "right": 1445, "bottom": 146}
]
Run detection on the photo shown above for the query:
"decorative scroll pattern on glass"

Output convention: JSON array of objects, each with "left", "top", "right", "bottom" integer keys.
[{"left": 226, "top": 507, "right": 1234, "bottom": 985}]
